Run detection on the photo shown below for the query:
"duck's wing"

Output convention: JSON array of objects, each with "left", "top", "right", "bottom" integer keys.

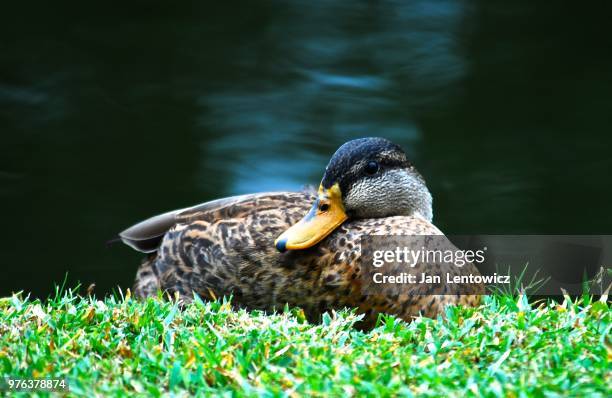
[{"left": 119, "top": 192, "right": 290, "bottom": 253}]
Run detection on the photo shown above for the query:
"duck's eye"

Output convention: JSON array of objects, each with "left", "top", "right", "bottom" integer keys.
[
  {"left": 319, "top": 203, "right": 330, "bottom": 212},
  {"left": 364, "top": 161, "right": 379, "bottom": 175}
]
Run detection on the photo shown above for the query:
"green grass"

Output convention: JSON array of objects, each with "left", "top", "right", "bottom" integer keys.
[{"left": 0, "top": 291, "right": 610, "bottom": 397}]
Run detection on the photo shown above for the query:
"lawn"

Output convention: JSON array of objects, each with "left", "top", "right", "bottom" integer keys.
[{"left": 0, "top": 290, "right": 609, "bottom": 397}]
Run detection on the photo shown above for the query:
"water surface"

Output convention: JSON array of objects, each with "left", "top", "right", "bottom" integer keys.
[{"left": 1, "top": 1, "right": 611, "bottom": 297}]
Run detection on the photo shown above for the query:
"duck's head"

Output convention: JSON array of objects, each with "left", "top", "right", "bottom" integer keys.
[{"left": 275, "top": 137, "right": 433, "bottom": 252}]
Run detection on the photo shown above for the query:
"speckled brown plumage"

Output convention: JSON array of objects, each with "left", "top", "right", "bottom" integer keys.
[{"left": 131, "top": 191, "right": 482, "bottom": 329}]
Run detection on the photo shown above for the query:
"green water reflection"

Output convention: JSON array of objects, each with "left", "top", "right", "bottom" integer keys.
[{"left": 1, "top": 1, "right": 611, "bottom": 297}]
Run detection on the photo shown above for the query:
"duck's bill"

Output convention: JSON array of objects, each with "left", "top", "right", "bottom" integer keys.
[{"left": 275, "top": 184, "right": 348, "bottom": 252}]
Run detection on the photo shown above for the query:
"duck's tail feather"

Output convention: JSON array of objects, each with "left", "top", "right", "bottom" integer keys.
[
  {"left": 119, "top": 209, "right": 180, "bottom": 253},
  {"left": 118, "top": 192, "right": 286, "bottom": 253}
]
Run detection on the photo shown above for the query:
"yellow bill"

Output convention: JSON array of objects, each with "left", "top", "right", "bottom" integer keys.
[{"left": 275, "top": 183, "right": 348, "bottom": 252}]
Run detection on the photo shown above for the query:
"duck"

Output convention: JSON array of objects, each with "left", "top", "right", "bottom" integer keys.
[{"left": 119, "top": 137, "right": 482, "bottom": 328}]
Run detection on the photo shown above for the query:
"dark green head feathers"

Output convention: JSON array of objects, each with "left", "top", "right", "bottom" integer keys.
[
  {"left": 321, "top": 137, "right": 412, "bottom": 192},
  {"left": 320, "top": 137, "right": 432, "bottom": 221}
]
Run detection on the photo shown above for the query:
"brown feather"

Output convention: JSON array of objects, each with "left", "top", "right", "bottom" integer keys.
[{"left": 128, "top": 191, "right": 482, "bottom": 329}]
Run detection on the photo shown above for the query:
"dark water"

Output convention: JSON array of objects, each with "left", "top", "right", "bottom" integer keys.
[{"left": 1, "top": 1, "right": 611, "bottom": 298}]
